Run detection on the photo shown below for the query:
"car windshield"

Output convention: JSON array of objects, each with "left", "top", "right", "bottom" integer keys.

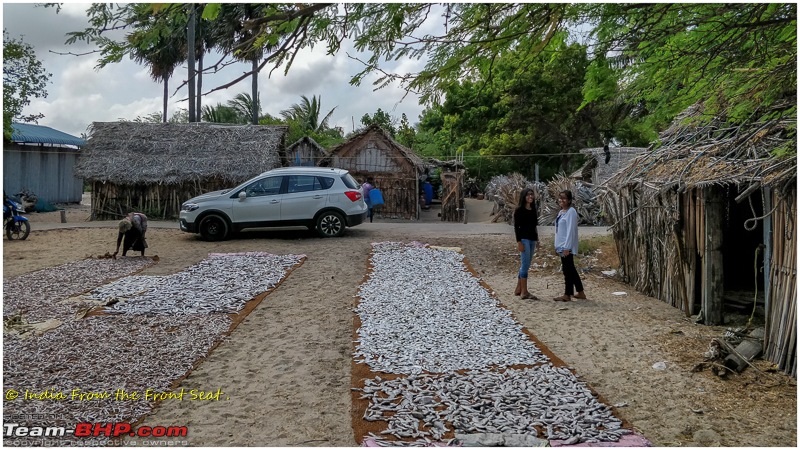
[{"left": 341, "top": 173, "right": 359, "bottom": 189}]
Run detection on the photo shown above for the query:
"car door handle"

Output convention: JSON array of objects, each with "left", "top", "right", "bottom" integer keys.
[
  {"left": 313, "top": 195, "right": 323, "bottom": 199},
  {"left": 270, "top": 199, "right": 280, "bottom": 204}
]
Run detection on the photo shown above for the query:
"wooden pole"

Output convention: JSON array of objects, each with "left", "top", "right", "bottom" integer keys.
[
  {"left": 762, "top": 187, "right": 772, "bottom": 313},
  {"left": 703, "top": 186, "right": 725, "bottom": 325},
  {"left": 673, "top": 227, "right": 690, "bottom": 317},
  {"left": 686, "top": 190, "right": 697, "bottom": 314}
]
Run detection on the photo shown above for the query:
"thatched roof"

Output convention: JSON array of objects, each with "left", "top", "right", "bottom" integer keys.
[
  {"left": 605, "top": 103, "right": 796, "bottom": 195},
  {"left": 427, "top": 157, "right": 465, "bottom": 172},
  {"left": 571, "top": 147, "right": 648, "bottom": 185},
  {"left": 74, "top": 122, "right": 287, "bottom": 185},
  {"left": 286, "top": 136, "right": 327, "bottom": 154},
  {"left": 322, "top": 124, "right": 425, "bottom": 172}
]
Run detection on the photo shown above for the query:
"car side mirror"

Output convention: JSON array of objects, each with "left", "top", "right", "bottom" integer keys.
[{"left": 238, "top": 191, "right": 247, "bottom": 201}]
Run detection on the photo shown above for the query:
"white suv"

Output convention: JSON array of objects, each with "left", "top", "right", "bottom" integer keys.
[{"left": 179, "top": 167, "right": 368, "bottom": 240}]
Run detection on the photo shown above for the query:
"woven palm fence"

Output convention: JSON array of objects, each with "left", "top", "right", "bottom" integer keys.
[
  {"left": 764, "top": 189, "right": 797, "bottom": 377},
  {"left": 439, "top": 171, "right": 464, "bottom": 222}
]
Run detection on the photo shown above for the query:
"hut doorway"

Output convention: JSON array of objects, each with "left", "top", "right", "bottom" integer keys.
[{"left": 721, "top": 187, "right": 766, "bottom": 319}]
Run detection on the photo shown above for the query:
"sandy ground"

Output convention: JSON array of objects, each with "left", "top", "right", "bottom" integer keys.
[{"left": 2, "top": 198, "right": 796, "bottom": 447}]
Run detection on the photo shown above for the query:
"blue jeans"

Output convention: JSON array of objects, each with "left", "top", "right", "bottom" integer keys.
[{"left": 518, "top": 239, "right": 536, "bottom": 279}]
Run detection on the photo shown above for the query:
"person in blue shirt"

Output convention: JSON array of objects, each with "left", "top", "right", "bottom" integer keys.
[
  {"left": 513, "top": 188, "right": 539, "bottom": 300},
  {"left": 553, "top": 190, "right": 587, "bottom": 301},
  {"left": 367, "top": 184, "right": 384, "bottom": 223},
  {"left": 362, "top": 177, "right": 374, "bottom": 220}
]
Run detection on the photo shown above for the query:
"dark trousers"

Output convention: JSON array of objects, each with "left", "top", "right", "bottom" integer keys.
[{"left": 560, "top": 253, "right": 584, "bottom": 296}]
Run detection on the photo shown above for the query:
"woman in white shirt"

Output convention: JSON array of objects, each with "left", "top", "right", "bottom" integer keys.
[{"left": 553, "top": 190, "right": 587, "bottom": 301}]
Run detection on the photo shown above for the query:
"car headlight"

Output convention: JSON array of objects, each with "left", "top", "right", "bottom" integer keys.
[{"left": 181, "top": 203, "right": 199, "bottom": 212}]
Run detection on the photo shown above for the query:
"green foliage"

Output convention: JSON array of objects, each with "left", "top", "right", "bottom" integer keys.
[
  {"left": 3, "top": 31, "right": 51, "bottom": 141},
  {"left": 280, "top": 95, "right": 337, "bottom": 134},
  {"left": 201, "top": 104, "right": 243, "bottom": 124},
  {"left": 130, "top": 112, "right": 164, "bottom": 123},
  {"left": 578, "top": 235, "right": 615, "bottom": 256},
  {"left": 580, "top": 55, "right": 655, "bottom": 146},
  {"left": 590, "top": 3, "right": 797, "bottom": 129},
  {"left": 126, "top": 108, "right": 188, "bottom": 124},
  {"left": 258, "top": 114, "right": 284, "bottom": 126},
  {"left": 280, "top": 117, "right": 344, "bottom": 149},
  {"left": 169, "top": 108, "right": 189, "bottom": 123},
  {"left": 415, "top": 36, "right": 611, "bottom": 181},
  {"left": 415, "top": 110, "right": 466, "bottom": 160},
  {"left": 342, "top": 4, "right": 579, "bottom": 105},
  {"left": 396, "top": 113, "right": 416, "bottom": 148},
  {"left": 226, "top": 93, "right": 261, "bottom": 122},
  {"left": 58, "top": 2, "right": 797, "bottom": 163},
  {"left": 272, "top": 94, "right": 343, "bottom": 149},
  {"left": 201, "top": 3, "right": 221, "bottom": 20},
  {"left": 359, "top": 109, "right": 396, "bottom": 136}
]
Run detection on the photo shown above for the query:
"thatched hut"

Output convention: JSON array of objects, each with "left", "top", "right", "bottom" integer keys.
[
  {"left": 602, "top": 105, "right": 796, "bottom": 377},
  {"left": 285, "top": 136, "right": 327, "bottom": 166},
  {"left": 321, "top": 125, "right": 425, "bottom": 219},
  {"left": 74, "top": 122, "right": 287, "bottom": 220}
]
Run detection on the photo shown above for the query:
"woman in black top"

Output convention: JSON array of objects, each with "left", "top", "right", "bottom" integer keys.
[{"left": 513, "top": 188, "right": 539, "bottom": 300}]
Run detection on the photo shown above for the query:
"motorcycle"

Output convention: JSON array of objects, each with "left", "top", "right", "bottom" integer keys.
[{"left": 4, "top": 197, "right": 30, "bottom": 240}]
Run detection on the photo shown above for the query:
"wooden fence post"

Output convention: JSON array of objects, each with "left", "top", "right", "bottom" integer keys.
[{"left": 703, "top": 187, "right": 725, "bottom": 325}]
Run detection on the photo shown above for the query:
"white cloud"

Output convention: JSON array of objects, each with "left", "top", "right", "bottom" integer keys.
[{"left": 58, "top": 3, "right": 91, "bottom": 19}]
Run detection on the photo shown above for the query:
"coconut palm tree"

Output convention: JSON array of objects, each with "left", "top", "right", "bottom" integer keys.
[
  {"left": 227, "top": 93, "right": 261, "bottom": 122},
  {"left": 126, "top": 4, "right": 185, "bottom": 122},
  {"left": 210, "top": 4, "right": 275, "bottom": 125},
  {"left": 280, "top": 95, "right": 337, "bottom": 133},
  {"left": 201, "top": 104, "right": 243, "bottom": 123}
]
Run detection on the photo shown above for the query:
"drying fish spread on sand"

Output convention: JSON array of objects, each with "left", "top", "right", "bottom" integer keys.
[
  {"left": 357, "top": 367, "right": 628, "bottom": 443},
  {"left": 81, "top": 252, "right": 304, "bottom": 315},
  {"left": 353, "top": 242, "right": 627, "bottom": 445},
  {"left": 3, "top": 258, "right": 155, "bottom": 322},
  {"left": 4, "top": 314, "right": 231, "bottom": 446},
  {"left": 3, "top": 253, "right": 302, "bottom": 446},
  {"left": 355, "top": 242, "right": 548, "bottom": 374}
]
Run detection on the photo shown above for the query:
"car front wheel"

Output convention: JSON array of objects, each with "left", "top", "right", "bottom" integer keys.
[
  {"left": 316, "top": 211, "right": 345, "bottom": 238},
  {"left": 199, "top": 214, "right": 229, "bottom": 241}
]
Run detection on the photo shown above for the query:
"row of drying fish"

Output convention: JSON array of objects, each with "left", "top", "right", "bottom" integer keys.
[
  {"left": 354, "top": 242, "right": 547, "bottom": 374},
  {"left": 4, "top": 313, "right": 231, "bottom": 446},
  {"left": 3, "top": 258, "right": 154, "bottom": 323},
  {"left": 3, "top": 252, "right": 301, "bottom": 446},
  {"left": 356, "top": 366, "right": 628, "bottom": 443},
  {"left": 80, "top": 252, "right": 304, "bottom": 315},
  {"left": 354, "top": 242, "right": 627, "bottom": 445}
]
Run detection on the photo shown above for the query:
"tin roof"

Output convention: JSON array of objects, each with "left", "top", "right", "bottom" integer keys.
[{"left": 10, "top": 123, "right": 86, "bottom": 147}]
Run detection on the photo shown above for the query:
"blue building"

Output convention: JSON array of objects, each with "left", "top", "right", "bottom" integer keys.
[{"left": 4, "top": 123, "right": 86, "bottom": 203}]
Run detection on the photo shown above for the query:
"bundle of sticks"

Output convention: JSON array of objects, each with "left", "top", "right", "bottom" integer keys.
[{"left": 487, "top": 173, "right": 604, "bottom": 225}]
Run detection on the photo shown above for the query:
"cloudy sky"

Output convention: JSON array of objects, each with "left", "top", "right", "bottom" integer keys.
[{"left": 3, "top": 3, "right": 435, "bottom": 138}]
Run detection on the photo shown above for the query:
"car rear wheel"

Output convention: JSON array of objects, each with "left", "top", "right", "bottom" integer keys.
[
  {"left": 316, "top": 211, "right": 345, "bottom": 238},
  {"left": 199, "top": 214, "right": 229, "bottom": 241}
]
